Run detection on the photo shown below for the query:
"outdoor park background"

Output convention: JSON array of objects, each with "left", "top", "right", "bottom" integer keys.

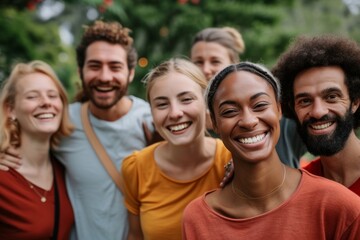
[{"left": 1, "top": 0, "right": 360, "bottom": 102}]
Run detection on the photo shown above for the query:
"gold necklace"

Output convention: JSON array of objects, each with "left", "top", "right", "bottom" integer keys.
[
  {"left": 231, "top": 164, "right": 286, "bottom": 200},
  {"left": 27, "top": 182, "right": 49, "bottom": 203}
]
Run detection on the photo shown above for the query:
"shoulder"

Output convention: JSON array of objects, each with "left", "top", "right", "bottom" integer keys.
[
  {"left": 122, "top": 142, "right": 162, "bottom": 172},
  {"left": 301, "top": 169, "right": 360, "bottom": 204},
  {"left": 0, "top": 169, "right": 13, "bottom": 185},
  {"left": 184, "top": 194, "right": 206, "bottom": 215},
  {"left": 216, "top": 139, "right": 230, "bottom": 154},
  {"left": 67, "top": 102, "right": 82, "bottom": 124},
  {"left": 215, "top": 139, "right": 232, "bottom": 163},
  {"left": 303, "top": 157, "right": 322, "bottom": 175},
  {"left": 69, "top": 102, "right": 81, "bottom": 113},
  {"left": 129, "top": 96, "right": 150, "bottom": 109}
]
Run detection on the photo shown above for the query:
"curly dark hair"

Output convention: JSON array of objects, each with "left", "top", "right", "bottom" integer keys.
[
  {"left": 75, "top": 20, "right": 138, "bottom": 102},
  {"left": 76, "top": 20, "right": 137, "bottom": 70},
  {"left": 272, "top": 35, "right": 360, "bottom": 128}
]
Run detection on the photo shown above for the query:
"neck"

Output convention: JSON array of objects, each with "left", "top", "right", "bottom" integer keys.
[
  {"left": 162, "top": 136, "right": 215, "bottom": 168},
  {"left": 17, "top": 133, "right": 53, "bottom": 190},
  {"left": 20, "top": 133, "right": 51, "bottom": 167},
  {"left": 320, "top": 132, "right": 360, "bottom": 187},
  {"left": 232, "top": 156, "right": 285, "bottom": 201},
  {"left": 88, "top": 96, "right": 132, "bottom": 121}
]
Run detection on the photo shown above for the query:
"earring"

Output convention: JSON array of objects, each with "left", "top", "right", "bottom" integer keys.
[{"left": 9, "top": 116, "right": 16, "bottom": 122}]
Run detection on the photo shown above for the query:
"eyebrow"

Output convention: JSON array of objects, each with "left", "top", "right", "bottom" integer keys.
[
  {"left": 218, "top": 92, "right": 270, "bottom": 108},
  {"left": 295, "top": 87, "right": 342, "bottom": 100},
  {"left": 86, "top": 60, "right": 124, "bottom": 65},
  {"left": 152, "top": 91, "right": 194, "bottom": 101}
]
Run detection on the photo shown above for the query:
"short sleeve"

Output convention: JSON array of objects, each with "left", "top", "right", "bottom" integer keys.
[{"left": 121, "top": 151, "right": 140, "bottom": 215}]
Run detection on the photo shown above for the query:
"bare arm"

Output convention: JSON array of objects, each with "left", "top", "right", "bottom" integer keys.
[
  {"left": 127, "top": 212, "right": 144, "bottom": 240},
  {"left": 0, "top": 147, "right": 22, "bottom": 171}
]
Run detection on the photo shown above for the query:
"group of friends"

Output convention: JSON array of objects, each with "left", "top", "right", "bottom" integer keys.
[{"left": 0, "top": 19, "right": 360, "bottom": 240}]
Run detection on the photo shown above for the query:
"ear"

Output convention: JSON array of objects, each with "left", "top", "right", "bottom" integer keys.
[
  {"left": 128, "top": 68, "right": 135, "bottom": 83},
  {"left": 6, "top": 104, "right": 15, "bottom": 120},
  {"left": 351, "top": 99, "right": 360, "bottom": 114}
]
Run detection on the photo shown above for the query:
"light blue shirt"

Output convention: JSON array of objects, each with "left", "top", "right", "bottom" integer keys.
[{"left": 54, "top": 96, "right": 153, "bottom": 240}]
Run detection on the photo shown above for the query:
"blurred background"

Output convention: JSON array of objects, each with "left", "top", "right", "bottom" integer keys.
[{"left": 1, "top": 0, "right": 360, "bottom": 100}]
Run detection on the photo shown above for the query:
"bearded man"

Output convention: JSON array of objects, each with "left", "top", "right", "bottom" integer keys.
[{"left": 272, "top": 35, "right": 360, "bottom": 196}]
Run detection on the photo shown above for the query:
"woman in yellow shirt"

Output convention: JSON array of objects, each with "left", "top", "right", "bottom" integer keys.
[{"left": 121, "top": 58, "right": 231, "bottom": 240}]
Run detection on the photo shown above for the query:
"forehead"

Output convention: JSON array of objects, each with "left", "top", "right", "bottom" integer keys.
[
  {"left": 149, "top": 72, "right": 202, "bottom": 98},
  {"left": 191, "top": 41, "right": 230, "bottom": 59},
  {"left": 17, "top": 72, "right": 58, "bottom": 92},
  {"left": 214, "top": 71, "right": 275, "bottom": 102},
  {"left": 293, "top": 66, "right": 347, "bottom": 96},
  {"left": 85, "top": 41, "right": 127, "bottom": 62}
]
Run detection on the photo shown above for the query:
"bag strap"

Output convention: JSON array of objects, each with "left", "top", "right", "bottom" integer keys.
[
  {"left": 51, "top": 160, "right": 59, "bottom": 240},
  {"left": 80, "top": 102, "right": 123, "bottom": 193}
]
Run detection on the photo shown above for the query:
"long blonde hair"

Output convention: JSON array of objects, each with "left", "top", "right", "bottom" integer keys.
[{"left": 0, "top": 60, "right": 73, "bottom": 151}]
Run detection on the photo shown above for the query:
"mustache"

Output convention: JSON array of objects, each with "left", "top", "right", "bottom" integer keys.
[
  {"left": 89, "top": 81, "right": 121, "bottom": 88},
  {"left": 302, "top": 114, "right": 336, "bottom": 126}
]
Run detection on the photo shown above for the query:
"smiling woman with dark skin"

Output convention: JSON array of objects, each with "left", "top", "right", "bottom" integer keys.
[
  {"left": 182, "top": 62, "right": 360, "bottom": 239},
  {"left": 190, "top": 27, "right": 306, "bottom": 168}
]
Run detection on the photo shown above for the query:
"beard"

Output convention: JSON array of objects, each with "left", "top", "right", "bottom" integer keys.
[
  {"left": 82, "top": 77, "right": 130, "bottom": 109},
  {"left": 297, "top": 109, "right": 354, "bottom": 156}
]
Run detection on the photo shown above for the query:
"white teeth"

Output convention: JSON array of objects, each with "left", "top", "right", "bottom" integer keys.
[
  {"left": 36, "top": 113, "right": 55, "bottom": 119},
  {"left": 238, "top": 133, "right": 265, "bottom": 144},
  {"left": 169, "top": 123, "right": 190, "bottom": 132},
  {"left": 96, "top": 86, "right": 113, "bottom": 92},
  {"left": 311, "top": 122, "right": 332, "bottom": 130}
]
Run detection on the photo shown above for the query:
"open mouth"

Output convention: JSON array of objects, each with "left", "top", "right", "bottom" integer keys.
[
  {"left": 94, "top": 86, "right": 115, "bottom": 92},
  {"left": 35, "top": 113, "right": 56, "bottom": 119},
  {"left": 168, "top": 122, "right": 191, "bottom": 132},
  {"left": 237, "top": 133, "right": 266, "bottom": 144},
  {"left": 310, "top": 121, "right": 333, "bottom": 130}
]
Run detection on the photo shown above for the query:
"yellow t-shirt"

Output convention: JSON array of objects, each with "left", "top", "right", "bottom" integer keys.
[{"left": 121, "top": 139, "right": 231, "bottom": 240}]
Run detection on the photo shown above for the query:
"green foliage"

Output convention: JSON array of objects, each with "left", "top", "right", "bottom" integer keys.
[{"left": 2, "top": 0, "right": 360, "bottom": 100}]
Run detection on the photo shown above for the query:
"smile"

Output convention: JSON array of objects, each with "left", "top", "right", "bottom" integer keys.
[
  {"left": 35, "top": 113, "right": 55, "bottom": 119},
  {"left": 94, "top": 86, "right": 115, "bottom": 92},
  {"left": 310, "top": 122, "right": 333, "bottom": 130},
  {"left": 168, "top": 122, "right": 191, "bottom": 132},
  {"left": 238, "top": 133, "right": 266, "bottom": 144}
]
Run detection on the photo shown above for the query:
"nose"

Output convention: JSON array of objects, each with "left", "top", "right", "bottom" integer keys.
[
  {"left": 99, "top": 66, "right": 112, "bottom": 82},
  {"left": 202, "top": 62, "right": 213, "bottom": 80},
  {"left": 308, "top": 98, "right": 328, "bottom": 119},
  {"left": 169, "top": 103, "right": 184, "bottom": 120},
  {"left": 237, "top": 109, "right": 258, "bottom": 129},
  {"left": 39, "top": 95, "right": 51, "bottom": 107}
]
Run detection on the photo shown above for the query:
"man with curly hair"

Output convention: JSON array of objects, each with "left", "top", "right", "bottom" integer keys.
[
  {"left": 272, "top": 35, "right": 360, "bottom": 196},
  {"left": 0, "top": 21, "right": 156, "bottom": 239}
]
